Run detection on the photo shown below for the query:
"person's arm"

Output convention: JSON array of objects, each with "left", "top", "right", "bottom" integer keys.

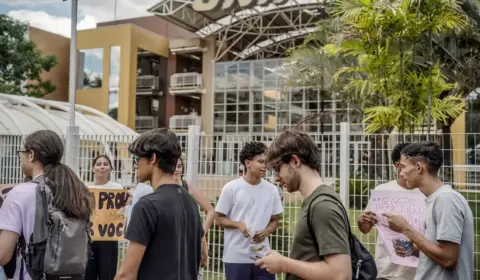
[
  {"left": 116, "top": 199, "right": 157, "bottom": 280},
  {"left": 214, "top": 185, "right": 249, "bottom": 236},
  {"left": 200, "top": 236, "right": 208, "bottom": 267},
  {"left": 284, "top": 254, "right": 351, "bottom": 280},
  {"left": 253, "top": 187, "right": 284, "bottom": 243},
  {"left": 114, "top": 241, "right": 146, "bottom": 280},
  {"left": 0, "top": 189, "right": 22, "bottom": 265},
  {"left": 385, "top": 193, "right": 465, "bottom": 270},
  {"left": 0, "top": 230, "right": 19, "bottom": 265},
  {"left": 186, "top": 181, "right": 215, "bottom": 233}
]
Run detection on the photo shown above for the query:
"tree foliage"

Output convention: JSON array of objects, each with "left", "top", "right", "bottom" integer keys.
[
  {"left": 0, "top": 15, "right": 58, "bottom": 98},
  {"left": 288, "top": 0, "right": 479, "bottom": 133}
]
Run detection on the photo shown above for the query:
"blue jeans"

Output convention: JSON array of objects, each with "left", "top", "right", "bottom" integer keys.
[
  {"left": 224, "top": 263, "right": 275, "bottom": 280},
  {"left": 0, "top": 266, "right": 7, "bottom": 280}
]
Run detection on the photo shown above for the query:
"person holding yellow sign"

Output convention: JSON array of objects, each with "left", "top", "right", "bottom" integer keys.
[{"left": 86, "top": 155, "right": 124, "bottom": 280}]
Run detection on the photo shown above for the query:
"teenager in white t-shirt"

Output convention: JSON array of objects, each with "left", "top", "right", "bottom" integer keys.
[
  {"left": 215, "top": 142, "right": 284, "bottom": 280},
  {"left": 358, "top": 143, "right": 423, "bottom": 280},
  {"left": 87, "top": 155, "right": 123, "bottom": 280}
]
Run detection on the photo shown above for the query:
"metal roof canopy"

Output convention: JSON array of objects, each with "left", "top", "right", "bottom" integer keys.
[
  {"left": 0, "top": 93, "right": 138, "bottom": 136},
  {"left": 148, "top": 0, "right": 326, "bottom": 61}
]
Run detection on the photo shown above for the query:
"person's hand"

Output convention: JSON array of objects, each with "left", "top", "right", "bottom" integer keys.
[
  {"left": 382, "top": 213, "right": 411, "bottom": 233},
  {"left": 358, "top": 211, "right": 377, "bottom": 226},
  {"left": 126, "top": 197, "right": 132, "bottom": 206},
  {"left": 236, "top": 222, "right": 249, "bottom": 238},
  {"left": 254, "top": 250, "right": 286, "bottom": 274},
  {"left": 393, "top": 239, "right": 419, "bottom": 258},
  {"left": 253, "top": 230, "right": 267, "bottom": 243}
]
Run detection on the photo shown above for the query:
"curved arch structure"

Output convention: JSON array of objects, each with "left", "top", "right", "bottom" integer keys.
[
  {"left": 239, "top": 26, "right": 317, "bottom": 58},
  {"left": 149, "top": 0, "right": 326, "bottom": 60},
  {"left": 0, "top": 93, "right": 137, "bottom": 136}
]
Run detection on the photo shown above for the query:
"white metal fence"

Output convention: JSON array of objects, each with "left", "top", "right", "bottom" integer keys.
[{"left": 0, "top": 125, "right": 478, "bottom": 279}]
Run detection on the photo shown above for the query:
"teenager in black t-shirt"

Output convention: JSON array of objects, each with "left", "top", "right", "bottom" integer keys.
[{"left": 115, "top": 128, "right": 203, "bottom": 280}]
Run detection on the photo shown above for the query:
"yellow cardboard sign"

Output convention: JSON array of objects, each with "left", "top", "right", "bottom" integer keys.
[{"left": 89, "top": 188, "right": 130, "bottom": 241}]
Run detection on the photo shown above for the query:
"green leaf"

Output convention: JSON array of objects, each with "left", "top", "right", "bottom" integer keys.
[{"left": 0, "top": 15, "right": 58, "bottom": 98}]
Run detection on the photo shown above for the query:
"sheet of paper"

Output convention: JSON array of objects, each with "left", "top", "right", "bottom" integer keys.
[{"left": 369, "top": 190, "right": 426, "bottom": 267}]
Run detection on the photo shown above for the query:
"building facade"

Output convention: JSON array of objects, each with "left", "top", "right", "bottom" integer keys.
[{"left": 28, "top": 26, "right": 70, "bottom": 102}]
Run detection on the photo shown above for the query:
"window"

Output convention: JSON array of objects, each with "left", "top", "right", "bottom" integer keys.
[
  {"left": 78, "top": 48, "right": 103, "bottom": 89},
  {"left": 212, "top": 59, "right": 364, "bottom": 134},
  {"left": 108, "top": 46, "right": 120, "bottom": 120}
]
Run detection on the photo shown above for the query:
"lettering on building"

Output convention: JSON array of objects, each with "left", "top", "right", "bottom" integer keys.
[{"left": 192, "top": 0, "right": 289, "bottom": 13}]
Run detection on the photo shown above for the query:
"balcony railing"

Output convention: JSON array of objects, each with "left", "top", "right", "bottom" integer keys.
[
  {"left": 169, "top": 113, "right": 202, "bottom": 131},
  {"left": 137, "top": 75, "right": 160, "bottom": 89},
  {"left": 170, "top": 73, "right": 202, "bottom": 88},
  {"left": 136, "top": 116, "right": 158, "bottom": 132}
]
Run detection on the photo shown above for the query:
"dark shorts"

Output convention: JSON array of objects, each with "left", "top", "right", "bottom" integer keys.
[{"left": 224, "top": 263, "right": 275, "bottom": 280}]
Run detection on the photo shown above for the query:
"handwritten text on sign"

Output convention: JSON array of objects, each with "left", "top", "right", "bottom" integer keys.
[
  {"left": 368, "top": 190, "right": 426, "bottom": 267},
  {"left": 90, "top": 188, "right": 130, "bottom": 241}
]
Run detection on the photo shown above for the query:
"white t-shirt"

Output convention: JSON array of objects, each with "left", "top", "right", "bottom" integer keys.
[
  {"left": 215, "top": 177, "right": 284, "bottom": 263},
  {"left": 372, "top": 180, "right": 423, "bottom": 280},
  {"left": 89, "top": 181, "right": 124, "bottom": 190},
  {"left": 126, "top": 183, "right": 153, "bottom": 224}
]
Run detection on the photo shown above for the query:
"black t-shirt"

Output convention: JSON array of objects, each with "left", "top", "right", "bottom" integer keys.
[{"left": 125, "top": 184, "right": 203, "bottom": 280}]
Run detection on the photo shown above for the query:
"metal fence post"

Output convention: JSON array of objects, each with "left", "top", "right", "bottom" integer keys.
[
  {"left": 339, "top": 122, "right": 350, "bottom": 211},
  {"left": 65, "top": 126, "right": 80, "bottom": 174},
  {"left": 186, "top": 125, "right": 200, "bottom": 187}
]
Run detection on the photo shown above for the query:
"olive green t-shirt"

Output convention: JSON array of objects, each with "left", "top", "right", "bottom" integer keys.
[{"left": 286, "top": 185, "right": 350, "bottom": 280}]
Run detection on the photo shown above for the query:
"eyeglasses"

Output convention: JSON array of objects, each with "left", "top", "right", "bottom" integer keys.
[
  {"left": 16, "top": 150, "right": 27, "bottom": 159},
  {"left": 133, "top": 155, "right": 141, "bottom": 165},
  {"left": 272, "top": 162, "right": 283, "bottom": 174}
]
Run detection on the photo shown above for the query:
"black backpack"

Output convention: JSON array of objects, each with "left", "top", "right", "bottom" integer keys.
[
  {"left": 18, "top": 176, "right": 91, "bottom": 280},
  {"left": 307, "top": 192, "right": 377, "bottom": 280}
]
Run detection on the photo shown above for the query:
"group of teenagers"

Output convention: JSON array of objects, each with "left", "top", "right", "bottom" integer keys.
[{"left": 0, "top": 128, "right": 475, "bottom": 280}]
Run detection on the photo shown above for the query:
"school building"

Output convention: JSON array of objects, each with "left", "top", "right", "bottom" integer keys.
[{"left": 14, "top": 1, "right": 478, "bottom": 185}]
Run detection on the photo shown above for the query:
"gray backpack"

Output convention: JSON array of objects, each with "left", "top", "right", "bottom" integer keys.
[{"left": 19, "top": 176, "right": 91, "bottom": 280}]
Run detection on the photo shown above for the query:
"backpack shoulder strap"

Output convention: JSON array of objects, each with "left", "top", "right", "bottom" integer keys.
[
  {"left": 182, "top": 180, "right": 189, "bottom": 192},
  {"left": 307, "top": 189, "right": 352, "bottom": 255}
]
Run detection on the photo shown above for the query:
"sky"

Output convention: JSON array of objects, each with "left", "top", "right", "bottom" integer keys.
[{"left": 0, "top": 0, "right": 160, "bottom": 38}]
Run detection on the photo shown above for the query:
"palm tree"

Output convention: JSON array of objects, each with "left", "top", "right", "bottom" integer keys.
[{"left": 289, "top": 0, "right": 472, "bottom": 134}]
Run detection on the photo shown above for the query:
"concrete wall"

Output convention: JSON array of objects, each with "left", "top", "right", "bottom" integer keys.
[
  {"left": 451, "top": 112, "right": 467, "bottom": 184},
  {"left": 76, "top": 24, "right": 169, "bottom": 129},
  {"left": 97, "top": 16, "right": 200, "bottom": 127},
  {"left": 29, "top": 27, "right": 70, "bottom": 102},
  {"left": 97, "top": 16, "right": 196, "bottom": 39}
]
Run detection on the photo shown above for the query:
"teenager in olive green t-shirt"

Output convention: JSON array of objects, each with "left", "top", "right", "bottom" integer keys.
[{"left": 254, "top": 130, "right": 352, "bottom": 280}]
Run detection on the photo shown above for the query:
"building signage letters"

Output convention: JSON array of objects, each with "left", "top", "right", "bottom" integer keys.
[{"left": 192, "top": 0, "right": 289, "bottom": 12}]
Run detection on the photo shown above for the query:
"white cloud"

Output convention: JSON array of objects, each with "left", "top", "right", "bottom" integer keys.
[
  {"left": 0, "top": 0, "right": 57, "bottom": 5},
  {"left": 8, "top": 10, "right": 97, "bottom": 38},
  {"left": 4, "top": 0, "right": 163, "bottom": 37},
  {"left": 2, "top": 0, "right": 159, "bottom": 23},
  {"left": 77, "top": 0, "right": 155, "bottom": 22}
]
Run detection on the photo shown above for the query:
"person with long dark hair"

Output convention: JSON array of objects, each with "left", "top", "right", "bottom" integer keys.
[
  {"left": 86, "top": 155, "right": 123, "bottom": 280},
  {"left": 0, "top": 130, "right": 94, "bottom": 280}
]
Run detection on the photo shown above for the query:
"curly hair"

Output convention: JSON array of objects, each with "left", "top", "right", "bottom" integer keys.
[
  {"left": 392, "top": 142, "right": 410, "bottom": 164},
  {"left": 239, "top": 142, "right": 267, "bottom": 166}
]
